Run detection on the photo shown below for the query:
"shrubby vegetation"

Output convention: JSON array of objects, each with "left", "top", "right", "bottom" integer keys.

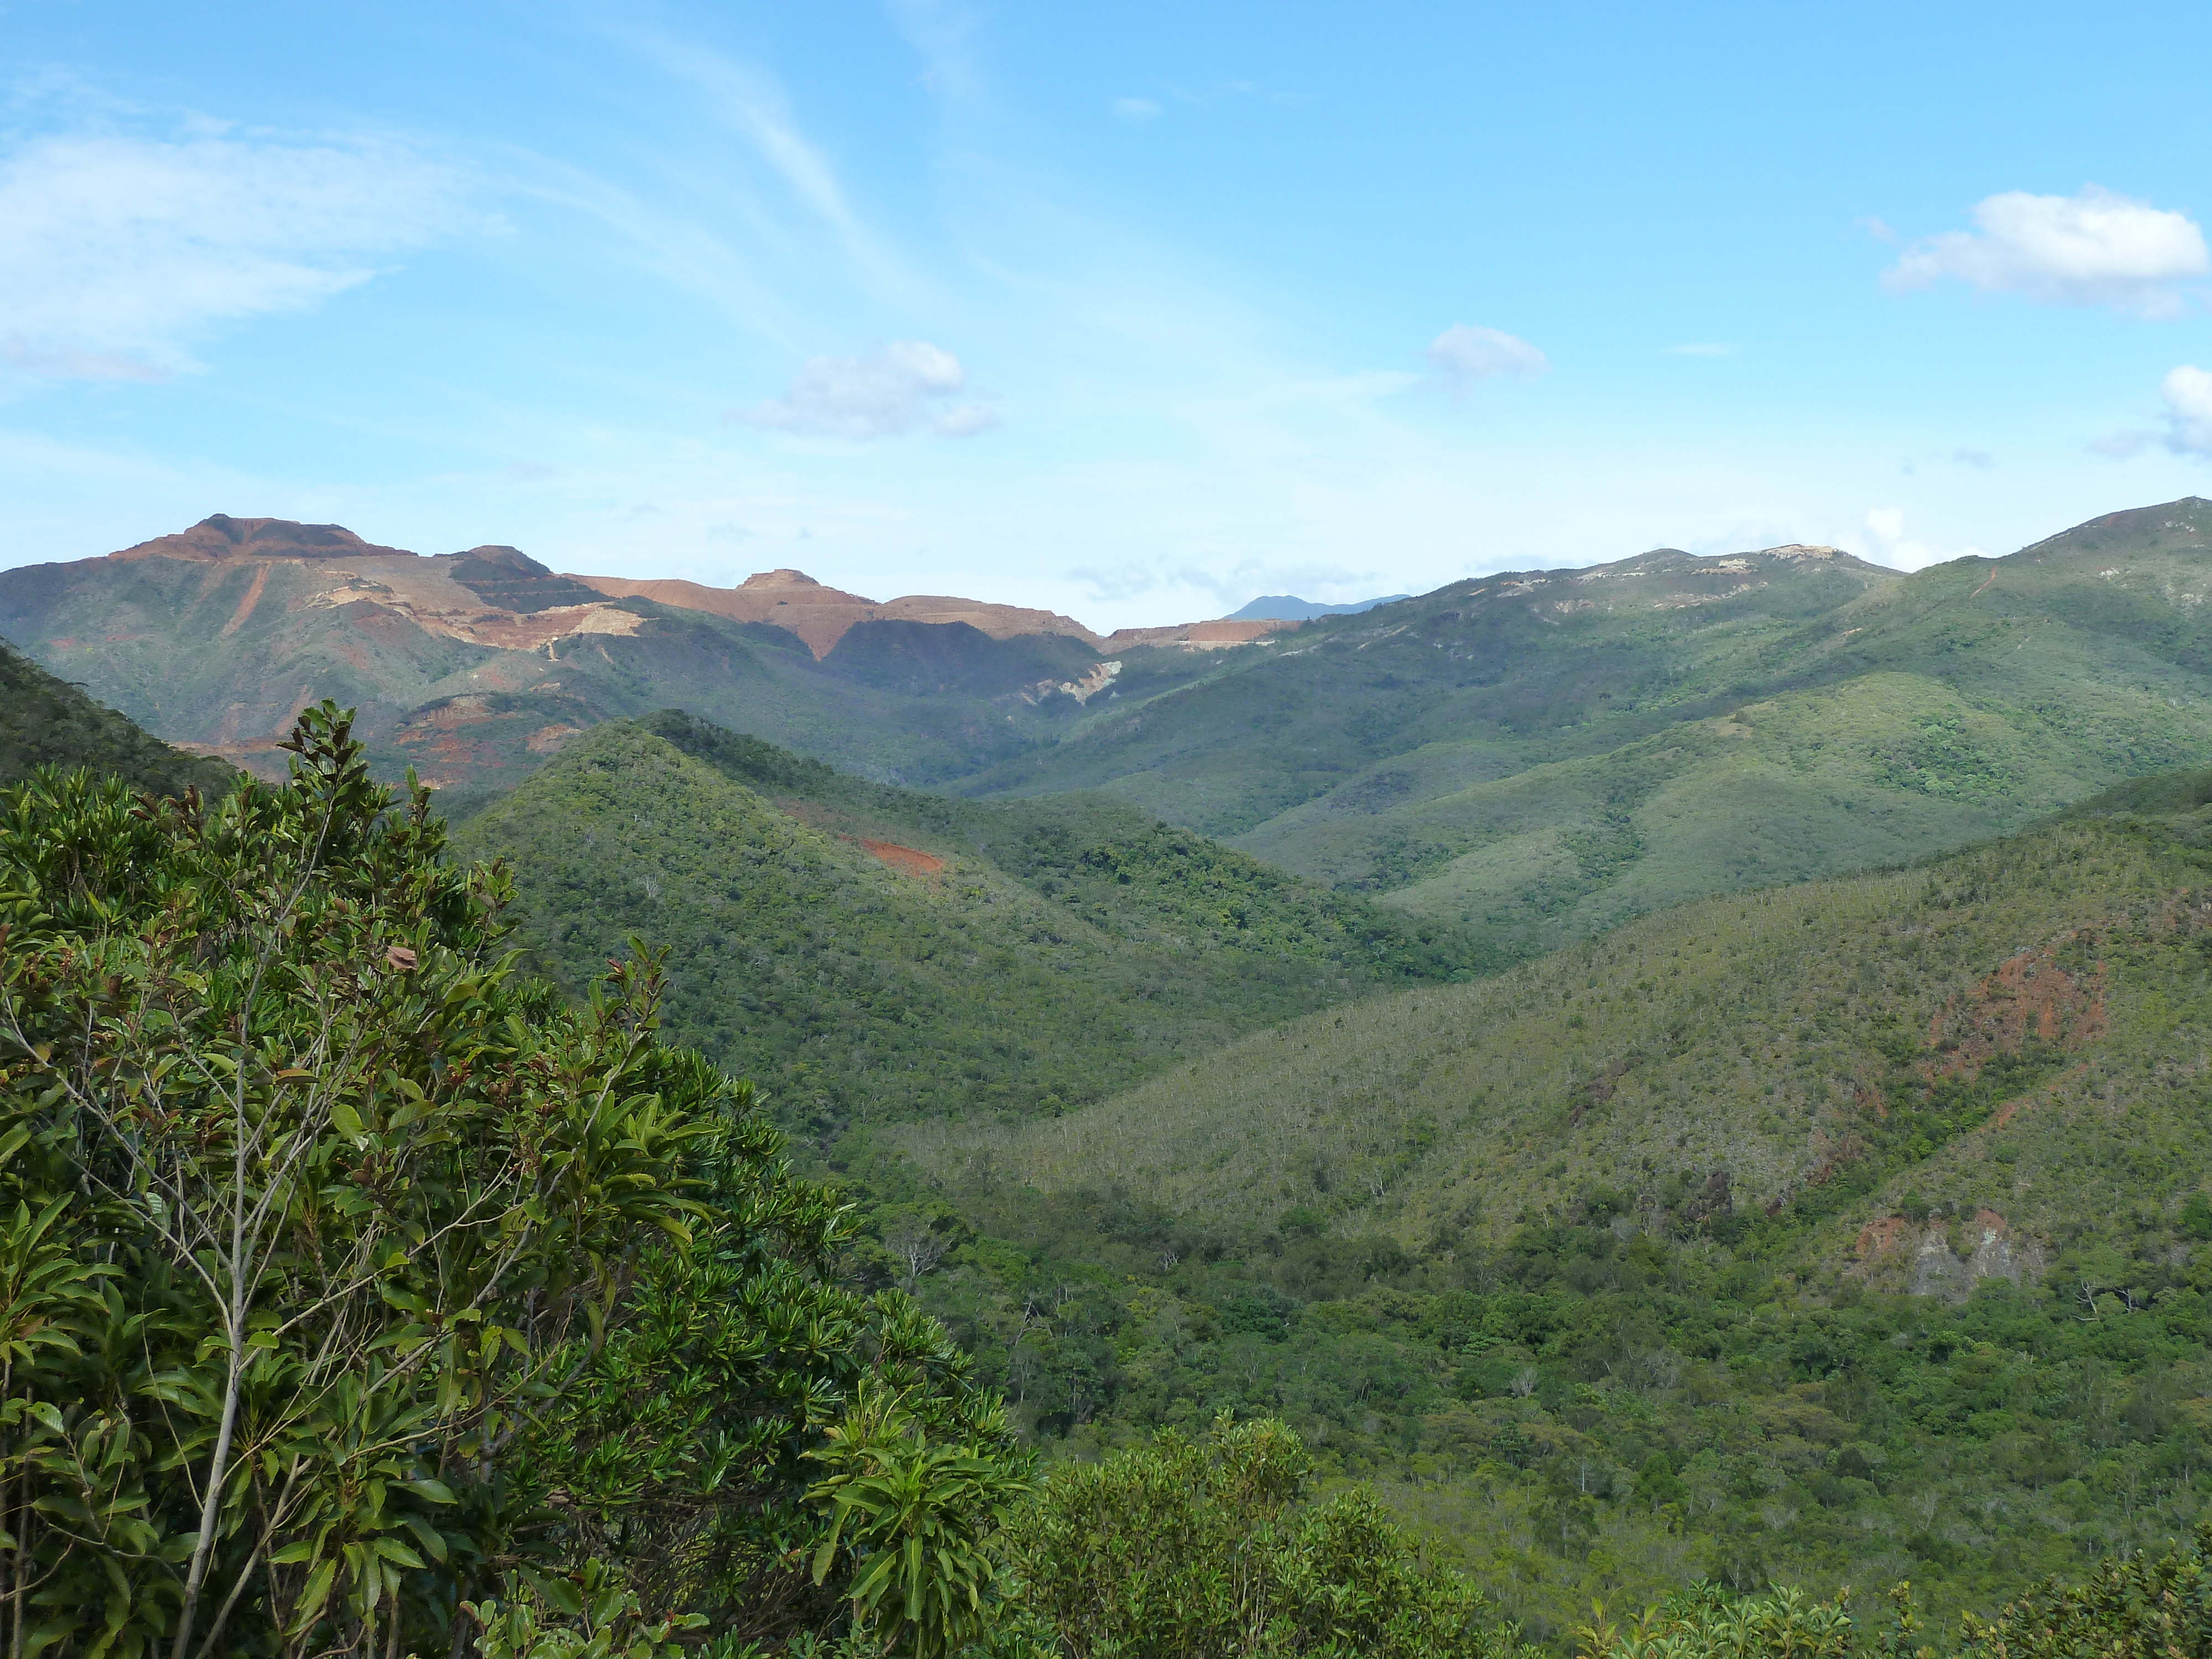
[
  {"left": 0, "top": 709, "right": 1021, "bottom": 1656},
  {"left": 852, "top": 794, "right": 2212, "bottom": 1642},
  {"left": 905, "top": 813, "right": 2212, "bottom": 1264},
  {"left": 1577, "top": 1522, "right": 2212, "bottom": 1659},
  {"left": 839, "top": 1153, "right": 2212, "bottom": 1643},
  {"left": 1009, "top": 1413, "right": 1538, "bottom": 1659},
  {"left": 0, "top": 638, "right": 232, "bottom": 799},
  {"left": 453, "top": 717, "right": 1482, "bottom": 1138},
  {"left": 0, "top": 710, "right": 1535, "bottom": 1658},
  {"left": 20, "top": 688, "right": 2212, "bottom": 1657}
]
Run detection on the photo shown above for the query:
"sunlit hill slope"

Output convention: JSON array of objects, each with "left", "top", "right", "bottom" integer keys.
[
  {"left": 450, "top": 711, "right": 1483, "bottom": 1135},
  {"left": 906, "top": 780, "right": 2212, "bottom": 1296},
  {"left": 967, "top": 499, "right": 2212, "bottom": 957}
]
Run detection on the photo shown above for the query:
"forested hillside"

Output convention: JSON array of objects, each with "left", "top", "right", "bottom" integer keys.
[
  {"left": 0, "top": 635, "right": 233, "bottom": 796},
  {"left": 14, "top": 682, "right": 2212, "bottom": 1654},
  {"left": 849, "top": 782, "right": 2212, "bottom": 1638},
  {"left": 905, "top": 806, "right": 2203, "bottom": 1252},
  {"left": 451, "top": 712, "right": 1483, "bottom": 1135},
  {"left": 967, "top": 499, "right": 2212, "bottom": 958},
  {"left": 1, "top": 687, "right": 1547, "bottom": 1658}
]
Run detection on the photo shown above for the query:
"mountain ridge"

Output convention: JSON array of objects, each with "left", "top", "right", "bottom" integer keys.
[{"left": 1227, "top": 592, "right": 1413, "bottom": 621}]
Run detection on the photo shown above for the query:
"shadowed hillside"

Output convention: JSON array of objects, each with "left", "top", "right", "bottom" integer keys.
[{"left": 0, "top": 636, "right": 234, "bottom": 796}]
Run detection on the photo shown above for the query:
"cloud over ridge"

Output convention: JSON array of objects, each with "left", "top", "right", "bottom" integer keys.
[{"left": 1885, "top": 186, "right": 2208, "bottom": 318}]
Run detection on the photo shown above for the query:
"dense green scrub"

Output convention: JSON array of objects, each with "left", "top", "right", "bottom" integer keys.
[
  {"left": 453, "top": 716, "right": 1485, "bottom": 1136},
  {"left": 853, "top": 789, "right": 2212, "bottom": 1644},
  {"left": 904, "top": 808, "right": 2212, "bottom": 1256},
  {"left": 846, "top": 1145, "right": 2212, "bottom": 1646},
  {"left": 0, "top": 711, "right": 1019, "bottom": 1657},
  {"left": 0, "top": 635, "right": 232, "bottom": 796}
]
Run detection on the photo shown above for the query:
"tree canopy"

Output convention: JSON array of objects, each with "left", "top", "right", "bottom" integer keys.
[{"left": 0, "top": 706, "right": 1015, "bottom": 1658}]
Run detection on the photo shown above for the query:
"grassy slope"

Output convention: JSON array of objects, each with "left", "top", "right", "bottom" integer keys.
[
  {"left": 0, "top": 637, "right": 234, "bottom": 797},
  {"left": 452, "top": 714, "right": 1482, "bottom": 1135},
  {"left": 964, "top": 500, "right": 2212, "bottom": 958},
  {"left": 902, "top": 801, "right": 2212, "bottom": 1280}
]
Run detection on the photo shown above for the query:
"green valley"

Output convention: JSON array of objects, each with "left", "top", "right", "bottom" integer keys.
[
  {"left": 18, "top": 509, "right": 2212, "bottom": 1656},
  {"left": 450, "top": 711, "right": 1483, "bottom": 1133},
  {"left": 864, "top": 785, "right": 2212, "bottom": 1637}
]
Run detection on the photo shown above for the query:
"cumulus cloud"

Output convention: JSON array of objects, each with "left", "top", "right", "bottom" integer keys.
[
  {"left": 0, "top": 131, "right": 465, "bottom": 380},
  {"left": 731, "top": 341, "right": 996, "bottom": 439},
  {"left": 2158, "top": 365, "right": 2212, "bottom": 456},
  {"left": 1860, "top": 508, "right": 1989, "bottom": 572},
  {"left": 1425, "top": 324, "right": 1548, "bottom": 390},
  {"left": 1884, "top": 186, "right": 2208, "bottom": 317},
  {"left": 2088, "top": 366, "right": 2212, "bottom": 459}
]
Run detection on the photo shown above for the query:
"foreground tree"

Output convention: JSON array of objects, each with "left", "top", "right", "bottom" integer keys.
[
  {"left": 1008, "top": 1413, "right": 1539, "bottom": 1659},
  {"left": 0, "top": 706, "right": 1020, "bottom": 1658}
]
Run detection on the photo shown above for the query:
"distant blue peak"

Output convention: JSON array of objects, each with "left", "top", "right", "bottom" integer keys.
[{"left": 1224, "top": 593, "right": 1412, "bottom": 622}]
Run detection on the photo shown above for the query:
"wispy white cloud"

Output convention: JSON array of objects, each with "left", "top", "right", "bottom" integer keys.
[
  {"left": 2, "top": 340, "right": 169, "bottom": 382},
  {"left": 1665, "top": 342, "right": 1734, "bottom": 357},
  {"left": 1112, "top": 97, "right": 1163, "bottom": 122},
  {"left": 731, "top": 340, "right": 996, "bottom": 439},
  {"left": 0, "top": 130, "right": 465, "bottom": 379},
  {"left": 1860, "top": 507, "right": 1988, "bottom": 571},
  {"left": 1424, "top": 323, "right": 1548, "bottom": 390},
  {"left": 885, "top": 0, "right": 988, "bottom": 106},
  {"left": 1884, "top": 186, "right": 2208, "bottom": 319},
  {"left": 611, "top": 30, "right": 920, "bottom": 306},
  {"left": 2089, "top": 430, "right": 2152, "bottom": 459}
]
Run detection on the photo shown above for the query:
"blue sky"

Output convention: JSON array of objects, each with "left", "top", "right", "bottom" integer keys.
[{"left": 5, "top": 1, "right": 2212, "bottom": 627}]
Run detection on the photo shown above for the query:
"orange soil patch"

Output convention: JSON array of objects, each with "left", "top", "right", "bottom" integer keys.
[
  {"left": 862, "top": 840, "right": 946, "bottom": 878},
  {"left": 1926, "top": 944, "right": 2105, "bottom": 1078},
  {"left": 218, "top": 562, "right": 272, "bottom": 638},
  {"left": 525, "top": 723, "right": 582, "bottom": 754},
  {"left": 1855, "top": 1216, "right": 1912, "bottom": 1257}
]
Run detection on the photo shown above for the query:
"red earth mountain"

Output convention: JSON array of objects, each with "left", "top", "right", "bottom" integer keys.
[{"left": 0, "top": 517, "right": 1299, "bottom": 787}]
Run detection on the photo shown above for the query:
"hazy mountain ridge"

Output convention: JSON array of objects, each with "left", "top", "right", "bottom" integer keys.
[
  {"left": 0, "top": 515, "right": 1321, "bottom": 792},
  {"left": 0, "top": 518, "right": 1222, "bottom": 789},
  {"left": 963, "top": 503, "right": 2212, "bottom": 957},
  {"left": 1227, "top": 593, "right": 1412, "bottom": 621},
  {"left": 19, "top": 498, "right": 2212, "bottom": 967}
]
